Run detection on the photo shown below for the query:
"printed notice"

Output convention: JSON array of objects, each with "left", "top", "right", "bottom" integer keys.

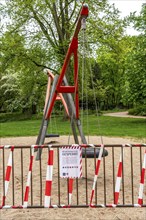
[{"left": 59, "top": 147, "right": 82, "bottom": 178}]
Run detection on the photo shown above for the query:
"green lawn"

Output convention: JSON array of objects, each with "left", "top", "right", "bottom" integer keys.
[{"left": 0, "top": 115, "right": 146, "bottom": 139}]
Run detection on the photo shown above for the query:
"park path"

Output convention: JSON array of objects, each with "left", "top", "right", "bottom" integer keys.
[{"left": 103, "top": 111, "right": 146, "bottom": 119}]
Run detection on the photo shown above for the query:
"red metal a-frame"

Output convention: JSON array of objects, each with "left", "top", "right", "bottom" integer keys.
[
  {"left": 35, "top": 4, "right": 89, "bottom": 160},
  {"left": 45, "top": 4, "right": 89, "bottom": 121}
]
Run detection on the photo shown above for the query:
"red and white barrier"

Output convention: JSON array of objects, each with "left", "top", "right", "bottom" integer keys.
[
  {"left": 23, "top": 145, "right": 35, "bottom": 207},
  {"left": 68, "top": 145, "right": 82, "bottom": 205},
  {"left": 114, "top": 147, "right": 124, "bottom": 204},
  {"left": 1, "top": 146, "right": 14, "bottom": 206},
  {"left": 90, "top": 144, "right": 104, "bottom": 205},
  {"left": 44, "top": 147, "right": 54, "bottom": 208},
  {"left": 138, "top": 150, "right": 146, "bottom": 205},
  {"left": 0, "top": 144, "right": 146, "bottom": 209},
  {"left": 68, "top": 178, "right": 73, "bottom": 205}
]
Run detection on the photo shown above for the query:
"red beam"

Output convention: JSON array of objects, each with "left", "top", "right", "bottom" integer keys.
[{"left": 57, "top": 86, "right": 75, "bottom": 93}]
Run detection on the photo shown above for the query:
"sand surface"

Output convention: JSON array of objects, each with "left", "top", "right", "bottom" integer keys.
[{"left": 0, "top": 136, "right": 146, "bottom": 220}]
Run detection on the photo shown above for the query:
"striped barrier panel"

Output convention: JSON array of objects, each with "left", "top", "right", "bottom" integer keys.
[{"left": 0, "top": 144, "right": 146, "bottom": 209}]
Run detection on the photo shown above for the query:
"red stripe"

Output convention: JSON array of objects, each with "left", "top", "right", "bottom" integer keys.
[
  {"left": 48, "top": 150, "right": 54, "bottom": 165},
  {"left": 141, "top": 168, "right": 145, "bottom": 184},
  {"left": 2, "top": 196, "right": 6, "bottom": 206},
  {"left": 90, "top": 190, "right": 94, "bottom": 204},
  {"left": 134, "top": 144, "right": 141, "bottom": 147},
  {"left": 114, "top": 192, "right": 119, "bottom": 204},
  {"left": 29, "top": 156, "right": 34, "bottom": 171},
  {"left": 24, "top": 186, "right": 29, "bottom": 202},
  {"left": 68, "top": 178, "right": 73, "bottom": 193},
  {"left": 95, "top": 160, "right": 101, "bottom": 175},
  {"left": 5, "top": 166, "right": 11, "bottom": 181},
  {"left": 11, "top": 205, "right": 23, "bottom": 209},
  {"left": 107, "top": 204, "right": 115, "bottom": 207},
  {"left": 82, "top": 144, "right": 87, "bottom": 148},
  {"left": 117, "top": 162, "right": 122, "bottom": 177},
  {"left": 138, "top": 198, "right": 143, "bottom": 205},
  {"left": 45, "top": 180, "right": 52, "bottom": 196},
  {"left": 11, "top": 146, "right": 14, "bottom": 151}
]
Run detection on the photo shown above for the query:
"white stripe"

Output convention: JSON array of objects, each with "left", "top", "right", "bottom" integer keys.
[
  {"left": 92, "top": 175, "right": 97, "bottom": 189},
  {"left": 7, "top": 151, "right": 12, "bottom": 166},
  {"left": 23, "top": 201, "right": 28, "bottom": 208},
  {"left": 119, "top": 154, "right": 122, "bottom": 163},
  {"left": 138, "top": 183, "right": 144, "bottom": 199},
  {"left": 98, "top": 146, "right": 104, "bottom": 160},
  {"left": 134, "top": 204, "right": 141, "bottom": 207},
  {"left": 69, "top": 193, "right": 72, "bottom": 205},
  {"left": 89, "top": 144, "right": 95, "bottom": 148},
  {"left": 51, "top": 205, "right": 58, "bottom": 208},
  {"left": 72, "top": 144, "right": 79, "bottom": 147},
  {"left": 4, "top": 180, "right": 9, "bottom": 195},
  {"left": 142, "top": 153, "right": 146, "bottom": 169},
  {"left": 2, "top": 205, "right": 11, "bottom": 209},
  {"left": 46, "top": 165, "right": 53, "bottom": 181},
  {"left": 31, "top": 146, "right": 34, "bottom": 156},
  {"left": 111, "top": 204, "right": 117, "bottom": 207},
  {"left": 44, "top": 196, "right": 50, "bottom": 207},
  {"left": 115, "top": 177, "right": 121, "bottom": 192},
  {"left": 48, "top": 145, "right": 52, "bottom": 149},
  {"left": 26, "top": 171, "right": 31, "bottom": 186},
  {"left": 125, "top": 144, "right": 132, "bottom": 147},
  {"left": 4, "top": 145, "right": 11, "bottom": 149}
]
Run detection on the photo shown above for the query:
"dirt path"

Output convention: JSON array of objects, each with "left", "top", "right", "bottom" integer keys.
[{"left": 103, "top": 111, "right": 146, "bottom": 119}]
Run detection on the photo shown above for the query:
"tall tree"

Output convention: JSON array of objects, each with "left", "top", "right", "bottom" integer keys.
[
  {"left": 0, "top": 0, "right": 126, "bottom": 113},
  {"left": 122, "top": 4, "right": 146, "bottom": 108}
]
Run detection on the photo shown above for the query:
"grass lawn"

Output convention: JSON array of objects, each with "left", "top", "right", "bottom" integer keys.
[{"left": 0, "top": 114, "right": 146, "bottom": 139}]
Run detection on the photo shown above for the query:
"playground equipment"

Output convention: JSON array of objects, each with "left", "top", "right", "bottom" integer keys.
[
  {"left": 0, "top": 3, "right": 145, "bottom": 210},
  {"left": 35, "top": 3, "right": 108, "bottom": 160},
  {"left": 0, "top": 144, "right": 146, "bottom": 208}
]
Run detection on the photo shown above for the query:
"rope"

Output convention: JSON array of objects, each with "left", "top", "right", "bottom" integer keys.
[
  {"left": 81, "top": 27, "right": 85, "bottom": 130},
  {"left": 81, "top": 18, "right": 90, "bottom": 143},
  {"left": 80, "top": 17, "right": 104, "bottom": 145},
  {"left": 84, "top": 32, "right": 104, "bottom": 145}
]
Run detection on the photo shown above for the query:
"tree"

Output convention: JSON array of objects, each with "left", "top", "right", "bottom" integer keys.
[
  {"left": 0, "top": 0, "right": 127, "bottom": 113},
  {"left": 122, "top": 4, "right": 146, "bottom": 108}
]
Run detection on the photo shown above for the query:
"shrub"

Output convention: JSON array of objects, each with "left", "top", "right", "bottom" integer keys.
[{"left": 128, "top": 105, "right": 146, "bottom": 116}]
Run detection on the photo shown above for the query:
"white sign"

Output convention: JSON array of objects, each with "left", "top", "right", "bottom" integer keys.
[{"left": 59, "top": 146, "right": 82, "bottom": 178}]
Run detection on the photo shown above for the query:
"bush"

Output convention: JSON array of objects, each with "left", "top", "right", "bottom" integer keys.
[
  {"left": 0, "top": 112, "right": 43, "bottom": 122},
  {"left": 128, "top": 105, "right": 146, "bottom": 116}
]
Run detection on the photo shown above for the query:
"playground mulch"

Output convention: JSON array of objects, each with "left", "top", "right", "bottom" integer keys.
[{"left": 1, "top": 136, "right": 146, "bottom": 220}]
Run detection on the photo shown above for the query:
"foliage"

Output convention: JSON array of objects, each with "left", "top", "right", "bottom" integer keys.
[
  {"left": 1, "top": 114, "right": 145, "bottom": 139},
  {"left": 128, "top": 105, "right": 146, "bottom": 116},
  {"left": 122, "top": 4, "right": 146, "bottom": 108},
  {"left": 0, "top": 1, "right": 145, "bottom": 115}
]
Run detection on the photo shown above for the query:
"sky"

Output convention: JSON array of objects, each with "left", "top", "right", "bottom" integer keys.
[{"left": 109, "top": 0, "right": 145, "bottom": 35}]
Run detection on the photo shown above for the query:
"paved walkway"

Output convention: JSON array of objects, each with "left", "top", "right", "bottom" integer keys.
[{"left": 103, "top": 111, "right": 146, "bottom": 119}]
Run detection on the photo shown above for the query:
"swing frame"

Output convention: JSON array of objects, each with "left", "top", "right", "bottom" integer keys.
[{"left": 45, "top": 4, "right": 89, "bottom": 121}]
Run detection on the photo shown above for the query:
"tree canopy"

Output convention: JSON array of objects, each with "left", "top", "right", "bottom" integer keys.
[{"left": 0, "top": 0, "right": 145, "bottom": 115}]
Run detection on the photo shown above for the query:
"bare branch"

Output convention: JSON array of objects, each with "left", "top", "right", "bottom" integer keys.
[{"left": 30, "top": 6, "right": 56, "bottom": 48}]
